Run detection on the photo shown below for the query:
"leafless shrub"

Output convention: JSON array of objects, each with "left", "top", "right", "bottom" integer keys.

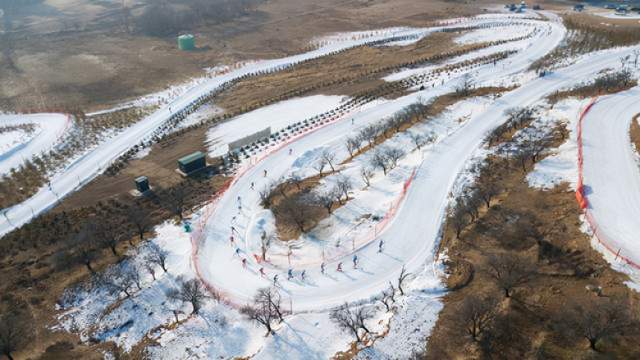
[
  {"left": 360, "top": 167, "right": 374, "bottom": 187},
  {"left": 555, "top": 298, "right": 636, "bottom": 352},
  {"left": 455, "top": 294, "right": 498, "bottom": 342},
  {"left": 167, "top": 277, "right": 210, "bottom": 315},
  {"left": 486, "top": 253, "right": 533, "bottom": 298},
  {"left": 240, "top": 287, "right": 285, "bottom": 336},
  {"left": 330, "top": 303, "right": 374, "bottom": 343}
]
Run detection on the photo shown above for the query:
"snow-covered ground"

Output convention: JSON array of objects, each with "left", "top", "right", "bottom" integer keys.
[
  {"left": 0, "top": 113, "right": 71, "bottom": 175},
  {"left": 580, "top": 88, "right": 640, "bottom": 273},
  {"left": 50, "top": 11, "right": 640, "bottom": 359},
  {"left": 207, "top": 95, "right": 345, "bottom": 157}
]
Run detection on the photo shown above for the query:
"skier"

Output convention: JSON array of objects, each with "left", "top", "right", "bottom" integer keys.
[
  {"left": 264, "top": 169, "right": 268, "bottom": 177},
  {"left": 237, "top": 195, "right": 242, "bottom": 203},
  {"left": 259, "top": 267, "right": 266, "bottom": 277},
  {"left": 242, "top": 258, "right": 247, "bottom": 268},
  {"left": 231, "top": 225, "right": 236, "bottom": 234},
  {"left": 289, "top": 148, "right": 293, "bottom": 155},
  {"left": 273, "top": 274, "right": 279, "bottom": 286},
  {"left": 287, "top": 268, "right": 294, "bottom": 280},
  {"left": 351, "top": 118, "right": 354, "bottom": 125},
  {"left": 352, "top": 254, "right": 358, "bottom": 269},
  {"left": 301, "top": 270, "right": 306, "bottom": 281},
  {"left": 320, "top": 262, "right": 326, "bottom": 274},
  {"left": 230, "top": 235, "right": 235, "bottom": 245},
  {"left": 378, "top": 239, "right": 384, "bottom": 253},
  {"left": 235, "top": 247, "right": 241, "bottom": 257},
  {"left": 337, "top": 262, "right": 343, "bottom": 272},
  {"left": 250, "top": 182, "right": 255, "bottom": 190}
]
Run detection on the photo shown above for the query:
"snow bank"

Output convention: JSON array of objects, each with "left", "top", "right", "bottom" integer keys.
[{"left": 207, "top": 95, "right": 345, "bottom": 158}]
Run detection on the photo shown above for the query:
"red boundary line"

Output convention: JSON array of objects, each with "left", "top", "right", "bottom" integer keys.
[{"left": 575, "top": 97, "right": 640, "bottom": 270}]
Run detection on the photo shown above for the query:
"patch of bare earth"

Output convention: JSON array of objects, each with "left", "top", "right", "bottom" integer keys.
[
  {"left": 630, "top": 114, "right": 640, "bottom": 152},
  {"left": 425, "top": 126, "right": 640, "bottom": 358}
]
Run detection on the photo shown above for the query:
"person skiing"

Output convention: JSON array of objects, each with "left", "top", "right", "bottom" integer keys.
[
  {"left": 237, "top": 195, "right": 242, "bottom": 203},
  {"left": 378, "top": 239, "right": 384, "bottom": 253},
  {"left": 235, "top": 247, "right": 241, "bottom": 257},
  {"left": 337, "top": 262, "right": 343, "bottom": 272},
  {"left": 230, "top": 235, "right": 235, "bottom": 245},
  {"left": 289, "top": 148, "right": 293, "bottom": 155},
  {"left": 320, "top": 262, "right": 326, "bottom": 274},
  {"left": 242, "top": 258, "right": 247, "bottom": 268},
  {"left": 287, "top": 268, "right": 294, "bottom": 280},
  {"left": 259, "top": 267, "right": 266, "bottom": 277},
  {"left": 301, "top": 270, "right": 306, "bottom": 281},
  {"left": 352, "top": 254, "right": 358, "bottom": 268},
  {"left": 273, "top": 274, "right": 279, "bottom": 286},
  {"left": 250, "top": 182, "right": 255, "bottom": 190},
  {"left": 264, "top": 169, "right": 268, "bottom": 177}
]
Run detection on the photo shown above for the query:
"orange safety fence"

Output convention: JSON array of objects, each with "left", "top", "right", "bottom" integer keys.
[{"left": 575, "top": 97, "right": 640, "bottom": 270}]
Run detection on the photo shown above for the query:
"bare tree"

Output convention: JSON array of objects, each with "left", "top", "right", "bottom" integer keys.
[
  {"left": 95, "top": 219, "right": 123, "bottom": 256},
  {"left": 360, "top": 166, "right": 374, "bottom": 187},
  {"left": 410, "top": 132, "right": 435, "bottom": 150},
  {"left": 72, "top": 224, "right": 99, "bottom": 273},
  {"left": 449, "top": 198, "right": 468, "bottom": 239},
  {"left": 241, "top": 287, "right": 285, "bottom": 336},
  {"left": 456, "top": 294, "right": 498, "bottom": 342},
  {"left": 359, "top": 125, "right": 378, "bottom": 147},
  {"left": 487, "top": 254, "right": 533, "bottom": 298},
  {"left": 162, "top": 183, "right": 189, "bottom": 220},
  {"left": 313, "top": 157, "right": 329, "bottom": 177},
  {"left": 397, "top": 266, "right": 411, "bottom": 296},
  {"left": 0, "top": 303, "right": 35, "bottom": 360},
  {"left": 335, "top": 174, "right": 353, "bottom": 202},
  {"left": 379, "top": 289, "right": 394, "bottom": 312},
  {"left": 383, "top": 146, "right": 405, "bottom": 170},
  {"left": 330, "top": 303, "right": 372, "bottom": 343},
  {"left": 317, "top": 188, "right": 339, "bottom": 214},
  {"left": 345, "top": 137, "right": 361, "bottom": 157},
  {"left": 476, "top": 176, "right": 501, "bottom": 208},
  {"left": 127, "top": 203, "right": 152, "bottom": 240},
  {"left": 273, "top": 194, "right": 315, "bottom": 232},
  {"left": 259, "top": 184, "right": 274, "bottom": 207},
  {"left": 556, "top": 298, "right": 635, "bottom": 352},
  {"left": 146, "top": 242, "right": 169, "bottom": 273},
  {"left": 102, "top": 266, "right": 136, "bottom": 298},
  {"left": 456, "top": 73, "right": 474, "bottom": 96},
  {"left": 320, "top": 149, "right": 337, "bottom": 172},
  {"left": 167, "top": 277, "right": 209, "bottom": 315},
  {"left": 371, "top": 149, "right": 390, "bottom": 175}
]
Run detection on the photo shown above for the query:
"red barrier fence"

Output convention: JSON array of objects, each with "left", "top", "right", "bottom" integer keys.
[
  {"left": 575, "top": 97, "right": 640, "bottom": 271},
  {"left": 188, "top": 105, "right": 367, "bottom": 304}
]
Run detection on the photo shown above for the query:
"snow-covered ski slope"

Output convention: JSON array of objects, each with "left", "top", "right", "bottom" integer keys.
[
  {"left": 581, "top": 89, "right": 640, "bottom": 269},
  {"left": 0, "top": 113, "right": 71, "bottom": 175},
  {"left": 192, "top": 13, "right": 621, "bottom": 311},
  {"left": 0, "top": 22, "right": 459, "bottom": 235}
]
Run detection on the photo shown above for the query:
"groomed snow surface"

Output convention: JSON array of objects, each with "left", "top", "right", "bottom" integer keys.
[
  {"left": 0, "top": 113, "right": 71, "bottom": 175},
  {"left": 51, "top": 12, "right": 640, "bottom": 359}
]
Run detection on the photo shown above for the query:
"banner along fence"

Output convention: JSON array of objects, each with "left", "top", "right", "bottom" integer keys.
[{"left": 575, "top": 97, "right": 640, "bottom": 271}]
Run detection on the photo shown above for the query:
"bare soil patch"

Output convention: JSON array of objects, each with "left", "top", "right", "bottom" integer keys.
[
  {"left": 426, "top": 127, "right": 640, "bottom": 358},
  {"left": 631, "top": 114, "right": 640, "bottom": 153}
]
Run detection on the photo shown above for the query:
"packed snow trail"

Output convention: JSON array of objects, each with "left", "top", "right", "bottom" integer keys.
[
  {"left": 0, "top": 113, "right": 71, "bottom": 175},
  {"left": 194, "top": 15, "right": 594, "bottom": 310},
  {"left": 0, "top": 24, "right": 455, "bottom": 236},
  {"left": 581, "top": 88, "right": 640, "bottom": 269}
]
